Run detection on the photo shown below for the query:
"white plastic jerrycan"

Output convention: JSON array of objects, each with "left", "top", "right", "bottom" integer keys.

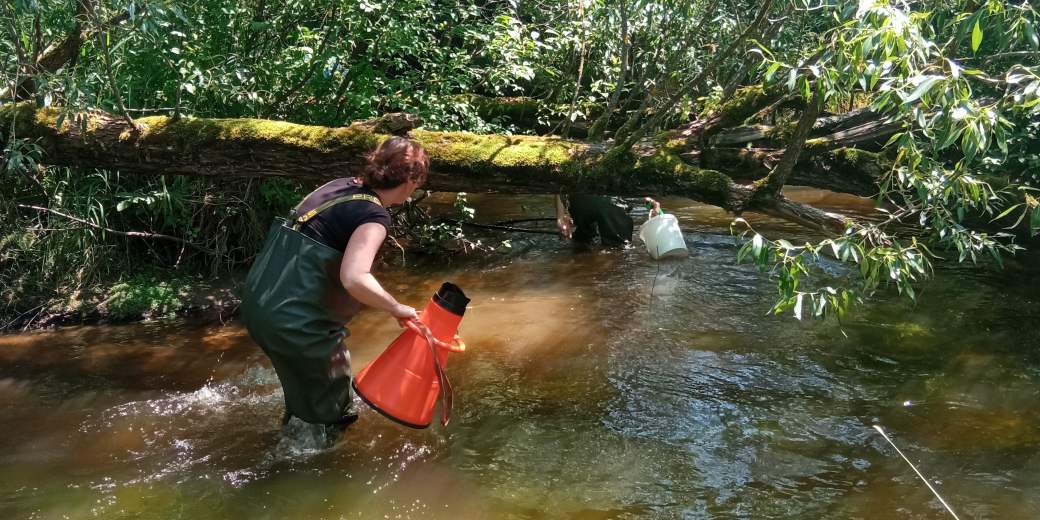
[{"left": 639, "top": 211, "right": 688, "bottom": 260}]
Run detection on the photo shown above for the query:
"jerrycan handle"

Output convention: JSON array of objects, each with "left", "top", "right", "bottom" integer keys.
[{"left": 400, "top": 318, "right": 466, "bottom": 353}]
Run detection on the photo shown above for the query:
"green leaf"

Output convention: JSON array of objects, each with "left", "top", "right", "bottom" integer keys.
[
  {"left": 991, "top": 202, "right": 1023, "bottom": 223},
  {"left": 903, "top": 76, "right": 943, "bottom": 105},
  {"left": 989, "top": 247, "right": 1003, "bottom": 269},
  {"left": 1026, "top": 21, "right": 1039, "bottom": 50},
  {"left": 737, "top": 241, "right": 752, "bottom": 264},
  {"left": 971, "top": 19, "right": 983, "bottom": 53},
  {"left": 937, "top": 124, "right": 964, "bottom": 150},
  {"left": 884, "top": 131, "right": 905, "bottom": 148},
  {"left": 765, "top": 62, "right": 781, "bottom": 82},
  {"left": 754, "top": 238, "right": 772, "bottom": 269}
]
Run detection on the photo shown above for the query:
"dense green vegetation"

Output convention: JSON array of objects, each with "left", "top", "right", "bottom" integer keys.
[{"left": 2, "top": 0, "right": 1039, "bottom": 329}]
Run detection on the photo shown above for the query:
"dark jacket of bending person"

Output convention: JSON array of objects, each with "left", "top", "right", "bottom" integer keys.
[
  {"left": 556, "top": 194, "right": 658, "bottom": 246},
  {"left": 241, "top": 137, "right": 427, "bottom": 440}
]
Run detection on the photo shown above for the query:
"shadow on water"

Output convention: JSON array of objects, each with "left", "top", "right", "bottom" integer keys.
[{"left": 1, "top": 191, "right": 1039, "bottom": 518}]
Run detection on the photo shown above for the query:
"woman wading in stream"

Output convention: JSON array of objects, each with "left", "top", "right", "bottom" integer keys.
[{"left": 241, "top": 137, "right": 429, "bottom": 442}]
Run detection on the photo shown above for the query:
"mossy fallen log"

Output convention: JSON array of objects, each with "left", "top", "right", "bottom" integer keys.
[
  {"left": 0, "top": 103, "right": 746, "bottom": 209},
  {"left": 2, "top": 103, "right": 865, "bottom": 232}
]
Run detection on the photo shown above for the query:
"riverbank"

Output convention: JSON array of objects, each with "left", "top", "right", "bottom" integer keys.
[
  {"left": 0, "top": 235, "right": 484, "bottom": 333},
  {"left": 1, "top": 272, "right": 242, "bottom": 333}
]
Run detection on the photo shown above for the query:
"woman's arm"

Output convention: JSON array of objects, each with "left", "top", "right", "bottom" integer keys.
[{"left": 340, "top": 223, "right": 417, "bottom": 320}]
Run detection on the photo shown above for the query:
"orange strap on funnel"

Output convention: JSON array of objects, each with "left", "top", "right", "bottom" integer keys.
[
  {"left": 401, "top": 319, "right": 466, "bottom": 352},
  {"left": 399, "top": 318, "right": 465, "bottom": 426}
]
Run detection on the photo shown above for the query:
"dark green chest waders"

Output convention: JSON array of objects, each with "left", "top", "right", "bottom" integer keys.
[
  {"left": 240, "top": 193, "right": 381, "bottom": 425},
  {"left": 565, "top": 194, "right": 634, "bottom": 246}
]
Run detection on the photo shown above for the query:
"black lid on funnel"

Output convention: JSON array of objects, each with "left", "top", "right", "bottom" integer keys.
[{"left": 433, "top": 282, "right": 469, "bottom": 316}]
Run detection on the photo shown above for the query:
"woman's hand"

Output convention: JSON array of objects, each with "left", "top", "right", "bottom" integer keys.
[
  {"left": 390, "top": 303, "right": 418, "bottom": 321},
  {"left": 644, "top": 197, "right": 661, "bottom": 218},
  {"left": 555, "top": 194, "right": 574, "bottom": 239},
  {"left": 556, "top": 213, "right": 574, "bottom": 239}
]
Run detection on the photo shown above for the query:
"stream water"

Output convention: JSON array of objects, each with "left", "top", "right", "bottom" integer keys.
[{"left": 1, "top": 191, "right": 1038, "bottom": 519}]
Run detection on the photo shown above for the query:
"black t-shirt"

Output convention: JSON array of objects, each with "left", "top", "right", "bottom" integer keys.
[{"left": 296, "top": 178, "right": 391, "bottom": 252}]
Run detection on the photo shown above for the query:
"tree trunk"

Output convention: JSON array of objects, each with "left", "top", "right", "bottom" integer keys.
[
  {"left": 0, "top": 103, "right": 725, "bottom": 200},
  {"left": 758, "top": 83, "right": 823, "bottom": 197}
]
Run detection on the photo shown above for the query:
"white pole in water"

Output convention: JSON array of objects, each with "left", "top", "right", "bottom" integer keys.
[{"left": 873, "top": 425, "right": 962, "bottom": 520}]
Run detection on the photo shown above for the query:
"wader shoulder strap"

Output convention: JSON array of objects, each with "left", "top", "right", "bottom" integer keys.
[{"left": 291, "top": 193, "right": 382, "bottom": 230}]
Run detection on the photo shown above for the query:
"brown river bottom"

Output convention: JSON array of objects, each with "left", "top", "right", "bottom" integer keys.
[{"left": 1, "top": 192, "right": 1039, "bottom": 519}]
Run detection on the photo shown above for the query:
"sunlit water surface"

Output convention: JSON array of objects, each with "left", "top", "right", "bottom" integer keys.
[{"left": 1, "top": 191, "right": 1039, "bottom": 519}]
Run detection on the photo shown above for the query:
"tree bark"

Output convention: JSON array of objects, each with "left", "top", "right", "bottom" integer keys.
[
  {"left": 803, "top": 119, "right": 903, "bottom": 152},
  {"left": 758, "top": 83, "right": 822, "bottom": 197}
]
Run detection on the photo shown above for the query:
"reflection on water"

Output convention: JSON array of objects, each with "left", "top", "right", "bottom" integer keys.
[{"left": 1, "top": 193, "right": 1039, "bottom": 519}]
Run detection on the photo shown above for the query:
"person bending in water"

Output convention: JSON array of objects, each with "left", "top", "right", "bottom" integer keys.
[
  {"left": 241, "top": 137, "right": 428, "bottom": 440},
  {"left": 555, "top": 194, "right": 659, "bottom": 246}
]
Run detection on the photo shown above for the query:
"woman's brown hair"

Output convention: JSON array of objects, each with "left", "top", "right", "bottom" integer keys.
[{"left": 361, "top": 137, "right": 429, "bottom": 189}]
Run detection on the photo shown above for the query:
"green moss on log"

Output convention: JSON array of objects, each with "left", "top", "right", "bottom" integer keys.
[
  {"left": 1, "top": 103, "right": 384, "bottom": 153},
  {"left": 708, "top": 85, "right": 772, "bottom": 129},
  {"left": 803, "top": 136, "right": 826, "bottom": 152},
  {"left": 637, "top": 152, "right": 731, "bottom": 197},
  {"left": 130, "top": 116, "right": 383, "bottom": 152},
  {"left": 1, "top": 103, "right": 68, "bottom": 138},
  {"left": 413, "top": 129, "right": 585, "bottom": 175},
  {"left": 829, "top": 147, "right": 883, "bottom": 170},
  {"left": 653, "top": 130, "right": 694, "bottom": 155}
]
